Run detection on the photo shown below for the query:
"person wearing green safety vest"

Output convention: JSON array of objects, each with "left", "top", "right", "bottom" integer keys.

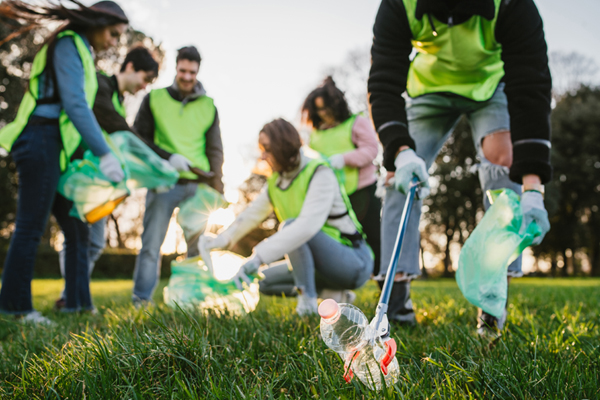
[
  {"left": 199, "top": 119, "right": 373, "bottom": 316},
  {"left": 0, "top": 0, "right": 128, "bottom": 324},
  {"left": 302, "top": 77, "right": 382, "bottom": 298},
  {"left": 132, "top": 45, "right": 224, "bottom": 305},
  {"left": 54, "top": 46, "right": 159, "bottom": 311},
  {"left": 368, "top": 0, "right": 552, "bottom": 337}
]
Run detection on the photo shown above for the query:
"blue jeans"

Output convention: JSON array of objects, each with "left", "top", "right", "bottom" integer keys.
[
  {"left": 59, "top": 217, "right": 106, "bottom": 301},
  {"left": 381, "top": 83, "right": 522, "bottom": 277},
  {"left": 132, "top": 183, "right": 200, "bottom": 302},
  {"left": 283, "top": 221, "right": 373, "bottom": 298},
  {"left": 0, "top": 121, "right": 62, "bottom": 314}
]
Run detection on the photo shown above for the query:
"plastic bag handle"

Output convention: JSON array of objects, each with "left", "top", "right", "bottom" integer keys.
[{"left": 380, "top": 338, "right": 397, "bottom": 376}]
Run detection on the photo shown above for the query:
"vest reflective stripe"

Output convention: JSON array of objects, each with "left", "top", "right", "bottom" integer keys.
[
  {"left": 149, "top": 88, "right": 214, "bottom": 180},
  {"left": 267, "top": 158, "right": 366, "bottom": 248},
  {"left": 309, "top": 114, "right": 359, "bottom": 195},
  {"left": 0, "top": 30, "right": 98, "bottom": 171},
  {"left": 403, "top": 0, "right": 504, "bottom": 101}
]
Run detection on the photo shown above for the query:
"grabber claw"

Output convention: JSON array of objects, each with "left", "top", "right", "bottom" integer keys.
[{"left": 379, "top": 338, "right": 397, "bottom": 375}]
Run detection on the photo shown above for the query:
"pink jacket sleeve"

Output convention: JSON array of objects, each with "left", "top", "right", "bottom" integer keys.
[{"left": 342, "top": 116, "right": 379, "bottom": 168}]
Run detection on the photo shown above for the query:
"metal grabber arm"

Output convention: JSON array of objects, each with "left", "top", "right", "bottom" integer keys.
[{"left": 369, "top": 176, "right": 421, "bottom": 373}]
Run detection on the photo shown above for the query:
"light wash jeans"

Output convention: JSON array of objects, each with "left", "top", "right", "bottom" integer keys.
[
  {"left": 59, "top": 217, "right": 107, "bottom": 301},
  {"left": 132, "top": 183, "right": 200, "bottom": 302},
  {"left": 382, "top": 83, "right": 522, "bottom": 277},
  {"left": 280, "top": 220, "right": 373, "bottom": 298}
]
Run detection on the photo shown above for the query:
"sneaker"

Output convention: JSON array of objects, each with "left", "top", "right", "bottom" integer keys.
[
  {"left": 20, "top": 311, "right": 55, "bottom": 326},
  {"left": 477, "top": 309, "right": 507, "bottom": 340},
  {"left": 318, "top": 289, "right": 356, "bottom": 304},
  {"left": 296, "top": 295, "right": 318, "bottom": 316},
  {"left": 387, "top": 281, "right": 416, "bottom": 326}
]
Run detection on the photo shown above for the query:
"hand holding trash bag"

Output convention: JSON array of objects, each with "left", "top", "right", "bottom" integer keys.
[
  {"left": 199, "top": 233, "right": 229, "bottom": 253},
  {"left": 99, "top": 152, "right": 124, "bottom": 182},
  {"left": 232, "top": 255, "right": 262, "bottom": 290},
  {"left": 169, "top": 153, "right": 192, "bottom": 172},
  {"left": 520, "top": 191, "right": 550, "bottom": 245},
  {"left": 393, "top": 148, "right": 430, "bottom": 197}
]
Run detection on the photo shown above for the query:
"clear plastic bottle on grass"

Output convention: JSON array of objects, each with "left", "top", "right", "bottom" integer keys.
[{"left": 318, "top": 299, "right": 399, "bottom": 390}]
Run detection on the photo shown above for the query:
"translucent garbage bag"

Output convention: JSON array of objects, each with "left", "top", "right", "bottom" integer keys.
[
  {"left": 176, "top": 184, "right": 228, "bottom": 241},
  {"left": 456, "top": 189, "right": 542, "bottom": 318},
  {"left": 163, "top": 251, "right": 260, "bottom": 315},
  {"left": 110, "top": 131, "right": 179, "bottom": 190},
  {"left": 57, "top": 145, "right": 130, "bottom": 223}
]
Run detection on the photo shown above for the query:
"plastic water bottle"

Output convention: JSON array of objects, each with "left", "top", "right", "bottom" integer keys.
[
  {"left": 319, "top": 299, "right": 400, "bottom": 390},
  {"left": 318, "top": 299, "right": 369, "bottom": 355}
]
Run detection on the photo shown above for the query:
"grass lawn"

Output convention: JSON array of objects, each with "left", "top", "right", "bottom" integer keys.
[{"left": 0, "top": 278, "right": 599, "bottom": 399}]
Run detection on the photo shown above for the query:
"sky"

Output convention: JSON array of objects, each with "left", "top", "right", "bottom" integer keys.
[{"left": 81, "top": 0, "right": 600, "bottom": 197}]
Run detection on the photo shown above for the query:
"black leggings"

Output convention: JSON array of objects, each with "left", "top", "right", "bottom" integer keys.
[{"left": 349, "top": 183, "right": 382, "bottom": 276}]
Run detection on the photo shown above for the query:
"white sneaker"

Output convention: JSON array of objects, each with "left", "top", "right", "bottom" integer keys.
[
  {"left": 20, "top": 311, "right": 55, "bottom": 326},
  {"left": 296, "top": 295, "right": 318, "bottom": 316},
  {"left": 318, "top": 289, "right": 356, "bottom": 304}
]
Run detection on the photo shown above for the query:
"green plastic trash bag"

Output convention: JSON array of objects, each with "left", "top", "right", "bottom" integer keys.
[
  {"left": 176, "top": 184, "right": 228, "bottom": 241},
  {"left": 57, "top": 135, "right": 130, "bottom": 222},
  {"left": 110, "top": 131, "right": 179, "bottom": 190},
  {"left": 163, "top": 251, "right": 260, "bottom": 314},
  {"left": 456, "top": 189, "right": 542, "bottom": 318}
]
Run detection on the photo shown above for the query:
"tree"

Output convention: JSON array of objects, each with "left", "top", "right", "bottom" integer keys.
[
  {"left": 322, "top": 47, "right": 370, "bottom": 114},
  {"left": 549, "top": 51, "right": 599, "bottom": 98},
  {"left": 533, "top": 86, "right": 600, "bottom": 276}
]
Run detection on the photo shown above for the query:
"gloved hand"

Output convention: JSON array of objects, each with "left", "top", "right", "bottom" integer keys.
[
  {"left": 99, "top": 153, "right": 124, "bottom": 183},
  {"left": 198, "top": 233, "right": 229, "bottom": 253},
  {"left": 232, "top": 255, "right": 262, "bottom": 290},
  {"left": 169, "top": 153, "right": 192, "bottom": 172},
  {"left": 328, "top": 154, "right": 346, "bottom": 170},
  {"left": 393, "top": 149, "right": 430, "bottom": 197},
  {"left": 520, "top": 191, "right": 550, "bottom": 245}
]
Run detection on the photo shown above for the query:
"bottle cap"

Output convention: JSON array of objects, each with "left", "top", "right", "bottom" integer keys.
[{"left": 318, "top": 299, "right": 339, "bottom": 319}]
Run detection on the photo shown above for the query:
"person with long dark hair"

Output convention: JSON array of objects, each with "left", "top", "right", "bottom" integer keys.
[
  {"left": 301, "top": 77, "right": 381, "bottom": 301},
  {"left": 199, "top": 119, "right": 373, "bottom": 316},
  {"left": 0, "top": 0, "right": 129, "bottom": 323}
]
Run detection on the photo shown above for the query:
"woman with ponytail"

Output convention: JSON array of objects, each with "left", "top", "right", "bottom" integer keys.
[{"left": 0, "top": 1, "right": 129, "bottom": 323}]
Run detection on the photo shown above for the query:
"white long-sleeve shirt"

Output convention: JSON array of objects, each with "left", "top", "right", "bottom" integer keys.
[{"left": 219, "top": 151, "right": 357, "bottom": 264}]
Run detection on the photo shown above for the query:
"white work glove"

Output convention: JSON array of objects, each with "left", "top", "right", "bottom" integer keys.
[
  {"left": 328, "top": 154, "right": 346, "bottom": 169},
  {"left": 198, "top": 233, "right": 229, "bottom": 253},
  {"left": 232, "top": 255, "right": 262, "bottom": 290},
  {"left": 99, "top": 153, "right": 124, "bottom": 183},
  {"left": 520, "top": 191, "right": 550, "bottom": 246},
  {"left": 393, "top": 148, "right": 430, "bottom": 198},
  {"left": 169, "top": 153, "right": 192, "bottom": 172}
]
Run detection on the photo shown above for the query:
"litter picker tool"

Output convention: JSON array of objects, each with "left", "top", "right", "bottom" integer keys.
[{"left": 368, "top": 176, "right": 421, "bottom": 372}]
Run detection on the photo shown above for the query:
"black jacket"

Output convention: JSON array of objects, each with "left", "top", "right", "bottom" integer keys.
[
  {"left": 134, "top": 81, "right": 225, "bottom": 193},
  {"left": 368, "top": 0, "right": 552, "bottom": 184}
]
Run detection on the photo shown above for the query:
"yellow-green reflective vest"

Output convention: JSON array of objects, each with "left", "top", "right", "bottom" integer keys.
[
  {"left": 403, "top": 0, "right": 504, "bottom": 101},
  {"left": 309, "top": 114, "right": 359, "bottom": 195},
  {"left": 267, "top": 158, "right": 367, "bottom": 249},
  {"left": 0, "top": 30, "right": 98, "bottom": 171},
  {"left": 149, "top": 88, "right": 215, "bottom": 180}
]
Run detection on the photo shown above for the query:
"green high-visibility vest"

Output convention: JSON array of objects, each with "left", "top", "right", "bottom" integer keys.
[
  {"left": 403, "top": 0, "right": 504, "bottom": 101},
  {"left": 0, "top": 30, "right": 98, "bottom": 171},
  {"left": 149, "top": 88, "right": 215, "bottom": 180},
  {"left": 111, "top": 89, "right": 126, "bottom": 119},
  {"left": 309, "top": 114, "right": 359, "bottom": 195},
  {"left": 267, "top": 158, "right": 368, "bottom": 249}
]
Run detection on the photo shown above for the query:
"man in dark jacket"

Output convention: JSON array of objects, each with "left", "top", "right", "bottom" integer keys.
[
  {"left": 56, "top": 46, "right": 159, "bottom": 309},
  {"left": 368, "top": 0, "right": 551, "bottom": 336},
  {"left": 132, "top": 45, "right": 225, "bottom": 304}
]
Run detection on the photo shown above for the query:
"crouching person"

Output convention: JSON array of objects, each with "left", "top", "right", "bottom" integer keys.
[{"left": 200, "top": 119, "right": 373, "bottom": 315}]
